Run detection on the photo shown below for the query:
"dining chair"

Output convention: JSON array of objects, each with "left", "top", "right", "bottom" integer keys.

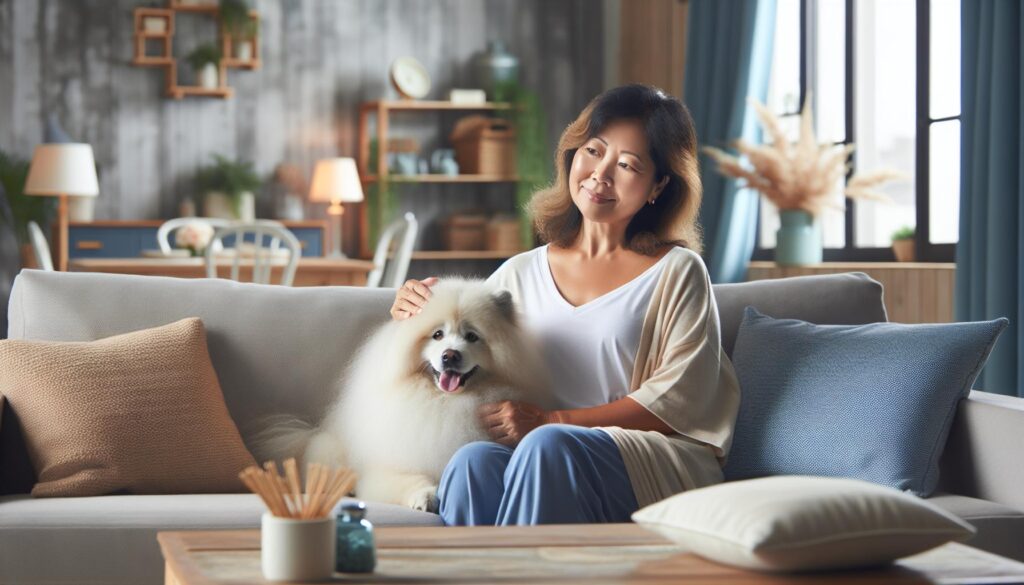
[
  {"left": 205, "top": 222, "right": 302, "bottom": 286},
  {"left": 157, "top": 217, "right": 233, "bottom": 255},
  {"left": 366, "top": 212, "right": 419, "bottom": 288},
  {"left": 27, "top": 221, "right": 54, "bottom": 271}
]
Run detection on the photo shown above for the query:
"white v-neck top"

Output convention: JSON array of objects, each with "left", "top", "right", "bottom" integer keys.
[{"left": 487, "top": 245, "right": 674, "bottom": 409}]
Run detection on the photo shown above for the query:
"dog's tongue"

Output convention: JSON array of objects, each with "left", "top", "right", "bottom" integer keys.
[{"left": 439, "top": 370, "right": 462, "bottom": 392}]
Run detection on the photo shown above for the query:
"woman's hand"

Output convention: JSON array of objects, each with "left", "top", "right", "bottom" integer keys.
[
  {"left": 478, "top": 401, "right": 555, "bottom": 447},
  {"left": 390, "top": 277, "right": 439, "bottom": 320}
]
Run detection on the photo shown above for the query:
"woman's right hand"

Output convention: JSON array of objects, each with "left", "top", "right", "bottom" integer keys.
[{"left": 390, "top": 277, "right": 439, "bottom": 320}]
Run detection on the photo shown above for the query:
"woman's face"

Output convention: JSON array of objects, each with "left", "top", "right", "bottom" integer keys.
[{"left": 568, "top": 118, "right": 669, "bottom": 228}]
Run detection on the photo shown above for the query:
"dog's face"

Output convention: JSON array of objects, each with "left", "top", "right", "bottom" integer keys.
[
  {"left": 420, "top": 321, "right": 487, "bottom": 393},
  {"left": 400, "top": 280, "right": 518, "bottom": 395}
]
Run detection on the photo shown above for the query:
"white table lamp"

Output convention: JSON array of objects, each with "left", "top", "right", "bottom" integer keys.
[
  {"left": 309, "top": 157, "right": 364, "bottom": 258},
  {"left": 24, "top": 143, "right": 99, "bottom": 271}
]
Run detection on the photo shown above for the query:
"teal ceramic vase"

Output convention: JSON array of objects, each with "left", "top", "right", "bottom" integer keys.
[{"left": 775, "top": 210, "right": 822, "bottom": 266}]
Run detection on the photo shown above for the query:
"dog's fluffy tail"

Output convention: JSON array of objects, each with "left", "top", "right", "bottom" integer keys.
[{"left": 248, "top": 415, "right": 321, "bottom": 465}]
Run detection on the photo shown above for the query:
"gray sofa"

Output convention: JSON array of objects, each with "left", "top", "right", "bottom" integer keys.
[{"left": 1, "top": 269, "right": 1022, "bottom": 584}]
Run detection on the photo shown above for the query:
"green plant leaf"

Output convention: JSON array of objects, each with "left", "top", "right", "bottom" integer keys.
[{"left": 0, "top": 149, "right": 55, "bottom": 245}]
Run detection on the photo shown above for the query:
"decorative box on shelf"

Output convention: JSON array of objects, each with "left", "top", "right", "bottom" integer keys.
[{"left": 450, "top": 116, "right": 517, "bottom": 176}]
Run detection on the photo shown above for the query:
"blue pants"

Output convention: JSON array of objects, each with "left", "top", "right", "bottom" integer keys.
[{"left": 437, "top": 424, "right": 639, "bottom": 526}]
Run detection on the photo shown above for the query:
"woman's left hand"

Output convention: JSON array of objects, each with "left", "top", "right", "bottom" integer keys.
[{"left": 478, "top": 401, "right": 553, "bottom": 447}]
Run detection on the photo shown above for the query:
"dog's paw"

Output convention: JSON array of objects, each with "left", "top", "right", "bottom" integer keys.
[{"left": 404, "top": 486, "right": 439, "bottom": 513}]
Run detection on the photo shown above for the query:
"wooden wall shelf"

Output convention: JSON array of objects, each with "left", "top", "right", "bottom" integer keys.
[{"left": 132, "top": 2, "right": 260, "bottom": 100}]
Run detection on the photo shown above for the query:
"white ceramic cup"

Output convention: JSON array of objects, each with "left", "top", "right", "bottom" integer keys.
[{"left": 261, "top": 512, "right": 336, "bottom": 582}]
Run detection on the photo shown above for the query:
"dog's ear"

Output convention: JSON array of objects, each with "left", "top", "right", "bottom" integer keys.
[{"left": 492, "top": 289, "right": 516, "bottom": 323}]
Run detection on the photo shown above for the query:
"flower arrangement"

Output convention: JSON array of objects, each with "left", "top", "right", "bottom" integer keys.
[
  {"left": 175, "top": 222, "right": 215, "bottom": 256},
  {"left": 703, "top": 96, "right": 904, "bottom": 217}
]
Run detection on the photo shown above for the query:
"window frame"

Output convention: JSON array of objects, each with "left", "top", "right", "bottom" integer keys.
[{"left": 752, "top": 0, "right": 958, "bottom": 263}]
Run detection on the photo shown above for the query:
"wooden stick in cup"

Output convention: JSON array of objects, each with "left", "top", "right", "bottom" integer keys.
[{"left": 284, "top": 458, "right": 304, "bottom": 517}]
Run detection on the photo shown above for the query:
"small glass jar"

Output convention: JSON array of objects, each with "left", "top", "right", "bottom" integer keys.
[{"left": 335, "top": 501, "right": 376, "bottom": 573}]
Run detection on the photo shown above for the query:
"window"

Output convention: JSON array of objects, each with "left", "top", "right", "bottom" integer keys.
[{"left": 755, "top": 0, "right": 959, "bottom": 262}]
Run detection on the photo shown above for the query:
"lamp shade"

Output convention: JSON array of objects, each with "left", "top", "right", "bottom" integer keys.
[
  {"left": 24, "top": 143, "right": 99, "bottom": 197},
  {"left": 309, "top": 158, "right": 364, "bottom": 203}
]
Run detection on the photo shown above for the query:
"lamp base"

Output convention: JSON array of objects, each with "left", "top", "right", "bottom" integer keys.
[{"left": 328, "top": 205, "right": 347, "bottom": 258}]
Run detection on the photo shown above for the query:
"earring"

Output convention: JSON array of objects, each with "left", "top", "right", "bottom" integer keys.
[{"left": 648, "top": 198, "right": 656, "bottom": 205}]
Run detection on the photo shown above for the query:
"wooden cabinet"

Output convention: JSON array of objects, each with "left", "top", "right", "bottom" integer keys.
[
  {"left": 356, "top": 100, "right": 521, "bottom": 261},
  {"left": 64, "top": 221, "right": 326, "bottom": 260}
]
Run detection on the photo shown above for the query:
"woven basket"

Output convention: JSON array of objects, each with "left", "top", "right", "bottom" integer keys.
[
  {"left": 443, "top": 214, "right": 488, "bottom": 251},
  {"left": 450, "top": 116, "right": 517, "bottom": 176}
]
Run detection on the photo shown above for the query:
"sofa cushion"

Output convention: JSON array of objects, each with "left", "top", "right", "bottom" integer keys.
[
  {"left": 0, "top": 318, "right": 257, "bottom": 497},
  {"left": 633, "top": 476, "right": 975, "bottom": 572},
  {"left": 712, "top": 272, "right": 887, "bottom": 357},
  {"left": 0, "top": 494, "right": 441, "bottom": 585},
  {"left": 724, "top": 307, "right": 1008, "bottom": 496},
  {"left": 927, "top": 493, "right": 1024, "bottom": 562}
]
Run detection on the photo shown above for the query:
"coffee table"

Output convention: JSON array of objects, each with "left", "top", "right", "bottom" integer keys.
[{"left": 158, "top": 524, "right": 1024, "bottom": 584}]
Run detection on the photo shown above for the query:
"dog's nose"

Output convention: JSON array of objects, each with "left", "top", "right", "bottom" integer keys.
[{"left": 441, "top": 349, "right": 462, "bottom": 367}]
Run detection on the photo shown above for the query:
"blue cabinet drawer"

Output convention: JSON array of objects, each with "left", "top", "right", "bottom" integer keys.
[
  {"left": 290, "top": 227, "right": 323, "bottom": 257},
  {"left": 68, "top": 227, "right": 148, "bottom": 258}
]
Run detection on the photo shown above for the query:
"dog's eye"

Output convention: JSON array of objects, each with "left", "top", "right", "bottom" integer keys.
[
  {"left": 465, "top": 332, "right": 479, "bottom": 343},
  {"left": 432, "top": 330, "right": 444, "bottom": 341}
]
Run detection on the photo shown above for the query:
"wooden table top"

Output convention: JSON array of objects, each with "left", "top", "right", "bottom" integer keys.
[
  {"left": 70, "top": 257, "right": 375, "bottom": 271},
  {"left": 157, "top": 524, "right": 1024, "bottom": 585}
]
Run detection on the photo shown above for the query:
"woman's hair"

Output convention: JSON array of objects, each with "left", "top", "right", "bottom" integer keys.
[{"left": 528, "top": 84, "right": 703, "bottom": 255}]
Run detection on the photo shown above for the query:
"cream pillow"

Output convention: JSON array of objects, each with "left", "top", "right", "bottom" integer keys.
[
  {"left": 0, "top": 318, "right": 257, "bottom": 497},
  {"left": 632, "top": 476, "right": 975, "bottom": 572}
]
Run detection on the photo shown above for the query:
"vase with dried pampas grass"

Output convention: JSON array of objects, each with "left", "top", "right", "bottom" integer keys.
[{"left": 704, "top": 95, "right": 905, "bottom": 265}]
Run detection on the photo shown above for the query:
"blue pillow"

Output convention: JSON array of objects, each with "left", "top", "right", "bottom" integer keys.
[{"left": 724, "top": 307, "right": 1008, "bottom": 496}]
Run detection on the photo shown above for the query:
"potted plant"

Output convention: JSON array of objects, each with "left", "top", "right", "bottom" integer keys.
[
  {"left": 186, "top": 44, "right": 221, "bottom": 89},
  {"left": 704, "top": 97, "right": 905, "bottom": 266},
  {"left": 196, "top": 154, "right": 263, "bottom": 220},
  {"left": 891, "top": 225, "right": 915, "bottom": 262},
  {"left": 0, "top": 150, "right": 55, "bottom": 268},
  {"left": 220, "top": 0, "right": 258, "bottom": 61},
  {"left": 493, "top": 80, "right": 550, "bottom": 250}
]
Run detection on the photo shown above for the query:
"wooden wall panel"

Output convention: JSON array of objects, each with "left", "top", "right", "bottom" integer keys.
[
  {"left": 746, "top": 261, "right": 957, "bottom": 324},
  {"left": 618, "top": 0, "right": 688, "bottom": 97}
]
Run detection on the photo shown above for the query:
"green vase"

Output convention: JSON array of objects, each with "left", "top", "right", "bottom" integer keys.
[{"left": 775, "top": 210, "right": 822, "bottom": 266}]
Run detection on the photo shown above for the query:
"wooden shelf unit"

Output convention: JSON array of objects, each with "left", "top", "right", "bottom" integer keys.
[
  {"left": 131, "top": 3, "right": 260, "bottom": 100},
  {"left": 356, "top": 100, "right": 520, "bottom": 260}
]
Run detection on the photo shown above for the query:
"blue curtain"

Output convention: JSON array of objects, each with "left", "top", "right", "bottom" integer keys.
[
  {"left": 684, "top": 0, "right": 776, "bottom": 283},
  {"left": 956, "top": 1, "right": 1023, "bottom": 396}
]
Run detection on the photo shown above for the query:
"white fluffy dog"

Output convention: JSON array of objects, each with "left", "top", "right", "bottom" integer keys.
[{"left": 264, "top": 278, "right": 550, "bottom": 512}]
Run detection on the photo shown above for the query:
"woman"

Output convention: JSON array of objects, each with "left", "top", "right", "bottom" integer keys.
[{"left": 391, "top": 84, "right": 740, "bottom": 526}]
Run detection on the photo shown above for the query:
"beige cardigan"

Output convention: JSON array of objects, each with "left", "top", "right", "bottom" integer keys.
[{"left": 491, "top": 246, "right": 741, "bottom": 507}]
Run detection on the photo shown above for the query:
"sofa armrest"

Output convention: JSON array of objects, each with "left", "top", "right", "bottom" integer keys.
[{"left": 939, "top": 390, "right": 1024, "bottom": 511}]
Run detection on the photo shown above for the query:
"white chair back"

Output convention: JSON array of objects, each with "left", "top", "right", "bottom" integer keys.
[
  {"left": 366, "top": 212, "right": 419, "bottom": 288},
  {"left": 27, "top": 221, "right": 54, "bottom": 271},
  {"left": 157, "top": 217, "right": 233, "bottom": 255},
  {"left": 205, "top": 222, "right": 302, "bottom": 286}
]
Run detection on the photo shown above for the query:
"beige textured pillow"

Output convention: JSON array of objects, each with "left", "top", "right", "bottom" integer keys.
[
  {"left": 632, "top": 476, "right": 975, "bottom": 572},
  {"left": 0, "top": 318, "right": 257, "bottom": 497}
]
